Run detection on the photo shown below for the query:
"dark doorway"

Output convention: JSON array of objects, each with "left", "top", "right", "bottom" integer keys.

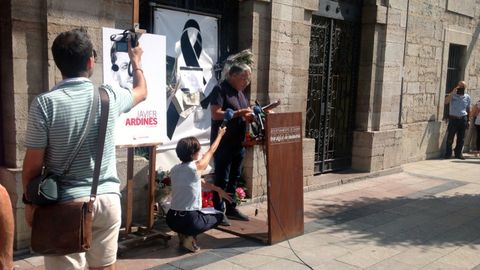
[
  {"left": 306, "top": 1, "right": 361, "bottom": 174},
  {"left": 443, "top": 43, "right": 466, "bottom": 119}
]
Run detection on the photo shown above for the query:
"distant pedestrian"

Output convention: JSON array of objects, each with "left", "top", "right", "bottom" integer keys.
[
  {"left": 470, "top": 99, "right": 480, "bottom": 157},
  {"left": 444, "top": 80, "right": 471, "bottom": 159},
  {"left": 0, "top": 184, "right": 14, "bottom": 270}
]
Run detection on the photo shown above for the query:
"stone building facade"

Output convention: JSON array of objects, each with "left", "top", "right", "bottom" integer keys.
[{"left": 1, "top": 0, "right": 480, "bottom": 249}]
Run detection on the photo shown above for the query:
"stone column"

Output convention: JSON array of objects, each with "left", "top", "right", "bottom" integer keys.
[
  {"left": 352, "top": 0, "right": 406, "bottom": 172},
  {"left": 240, "top": 0, "right": 318, "bottom": 197}
]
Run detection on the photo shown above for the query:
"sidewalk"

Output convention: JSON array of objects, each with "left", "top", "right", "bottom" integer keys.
[{"left": 14, "top": 155, "right": 480, "bottom": 270}]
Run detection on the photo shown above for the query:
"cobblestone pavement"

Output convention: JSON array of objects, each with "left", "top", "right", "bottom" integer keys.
[{"left": 14, "top": 155, "right": 480, "bottom": 269}]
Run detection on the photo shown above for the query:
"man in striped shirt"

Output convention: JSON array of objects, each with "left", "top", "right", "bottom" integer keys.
[{"left": 22, "top": 28, "right": 147, "bottom": 270}]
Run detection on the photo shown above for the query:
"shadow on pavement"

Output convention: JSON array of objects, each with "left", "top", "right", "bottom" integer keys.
[{"left": 306, "top": 193, "right": 480, "bottom": 247}]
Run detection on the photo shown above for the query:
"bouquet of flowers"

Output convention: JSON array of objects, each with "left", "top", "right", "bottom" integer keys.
[
  {"left": 235, "top": 187, "right": 247, "bottom": 205},
  {"left": 154, "top": 170, "right": 171, "bottom": 217},
  {"left": 202, "top": 191, "right": 214, "bottom": 208}
]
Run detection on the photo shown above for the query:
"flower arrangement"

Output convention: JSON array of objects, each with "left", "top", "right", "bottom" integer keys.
[
  {"left": 154, "top": 170, "right": 171, "bottom": 217},
  {"left": 202, "top": 191, "right": 214, "bottom": 208},
  {"left": 235, "top": 187, "right": 247, "bottom": 205}
]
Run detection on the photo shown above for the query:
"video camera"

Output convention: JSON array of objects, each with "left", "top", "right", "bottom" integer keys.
[{"left": 110, "top": 29, "right": 139, "bottom": 53}]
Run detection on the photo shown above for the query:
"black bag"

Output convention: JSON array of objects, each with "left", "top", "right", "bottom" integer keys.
[{"left": 26, "top": 171, "right": 59, "bottom": 205}]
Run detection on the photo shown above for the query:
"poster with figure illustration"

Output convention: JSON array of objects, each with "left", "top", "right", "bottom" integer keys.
[
  {"left": 153, "top": 8, "right": 219, "bottom": 153},
  {"left": 102, "top": 27, "right": 166, "bottom": 146}
]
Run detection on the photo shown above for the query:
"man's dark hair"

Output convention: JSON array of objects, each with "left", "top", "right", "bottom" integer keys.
[
  {"left": 51, "top": 28, "right": 93, "bottom": 78},
  {"left": 176, "top": 137, "right": 201, "bottom": 163}
]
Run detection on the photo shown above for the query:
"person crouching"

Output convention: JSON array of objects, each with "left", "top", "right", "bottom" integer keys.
[{"left": 166, "top": 127, "right": 232, "bottom": 252}]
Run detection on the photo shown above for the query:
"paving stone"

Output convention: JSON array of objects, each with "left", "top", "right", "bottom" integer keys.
[{"left": 336, "top": 246, "right": 402, "bottom": 268}]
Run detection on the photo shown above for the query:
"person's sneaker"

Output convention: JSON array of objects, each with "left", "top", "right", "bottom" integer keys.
[
  {"left": 455, "top": 154, "right": 466, "bottom": 160},
  {"left": 220, "top": 214, "right": 231, "bottom": 226},
  {"left": 182, "top": 235, "right": 200, "bottom": 253},
  {"left": 226, "top": 208, "right": 250, "bottom": 221}
]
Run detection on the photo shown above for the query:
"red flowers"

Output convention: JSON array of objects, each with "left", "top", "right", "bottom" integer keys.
[{"left": 202, "top": 191, "right": 214, "bottom": 208}]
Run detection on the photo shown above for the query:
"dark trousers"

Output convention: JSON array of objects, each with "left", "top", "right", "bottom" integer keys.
[
  {"left": 212, "top": 146, "right": 246, "bottom": 212},
  {"left": 476, "top": 124, "right": 480, "bottom": 151},
  {"left": 445, "top": 117, "right": 468, "bottom": 157},
  {"left": 166, "top": 210, "right": 223, "bottom": 236}
]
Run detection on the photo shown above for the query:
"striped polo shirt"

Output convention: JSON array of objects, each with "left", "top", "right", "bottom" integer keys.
[{"left": 25, "top": 77, "right": 134, "bottom": 201}]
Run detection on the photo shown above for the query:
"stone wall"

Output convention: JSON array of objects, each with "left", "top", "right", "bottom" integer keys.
[
  {"left": 401, "top": 0, "right": 480, "bottom": 157},
  {"left": 354, "top": 0, "right": 480, "bottom": 171}
]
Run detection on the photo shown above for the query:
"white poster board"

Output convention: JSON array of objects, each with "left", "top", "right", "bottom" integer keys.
[
  {"left": 102, "top": 27, "right": 167, "bottom": 146},
  {"left": 153, "top": 9, "right": 219, "bottom": 171},
  {"left": 154, "top": 9, "right": 218, "bottom": 144}
]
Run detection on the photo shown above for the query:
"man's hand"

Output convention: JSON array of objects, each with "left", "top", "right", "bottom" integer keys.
[
  {"left": 218, "top": 126, "right": 227, "bottom": 138},
  {"left": 217, "top": 189, "right": 233, "bottom": 204},
  {"left": 127, "top": 37, "right": 143, "bottom": 67}
]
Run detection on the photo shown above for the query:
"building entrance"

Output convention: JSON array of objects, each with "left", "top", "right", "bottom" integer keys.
[{"left": 306, "top": 0, "right": 361, "bottom": 174}]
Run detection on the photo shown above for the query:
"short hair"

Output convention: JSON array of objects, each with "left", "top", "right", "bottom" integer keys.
[
  {"left": 51, "top": 28, "right": 93, "bottom": 78},
  {"left": 176, "top": 137, "right": 201, "bottom": 163},
  {"left": 227, "top": 63, "right": 251, "bottom": 79},
  {"left": 220, "top": 49, "right": 253, "bottom": 82}
]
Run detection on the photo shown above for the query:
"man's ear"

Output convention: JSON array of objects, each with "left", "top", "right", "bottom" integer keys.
[{"left": 86, "top": 56, "right": 95, "bottom": 71}]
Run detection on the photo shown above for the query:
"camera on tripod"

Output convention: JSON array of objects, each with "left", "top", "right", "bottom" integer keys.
[{"left": 110, "top": 29, "right": 138, "bottom": 52}]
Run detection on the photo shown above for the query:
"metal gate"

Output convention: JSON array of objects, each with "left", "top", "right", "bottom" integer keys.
[{"left": 306, "top": 1, "right": 361, "bottom": 174}]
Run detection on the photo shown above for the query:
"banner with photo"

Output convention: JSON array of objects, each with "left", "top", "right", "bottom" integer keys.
[
  {"left": 153, "top": 8, "right": 219, "bottom": 171},
  {"left": 102, "top": 27, "right": 166, "bottom": 146}
]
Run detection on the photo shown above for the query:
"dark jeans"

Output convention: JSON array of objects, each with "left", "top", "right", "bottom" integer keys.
[
  {"left": 445, "top": 117, "right": 468, "bottom": 157},
  {"left": 476, "top": 124, "right": 480, "bottom": 151},
  {"left": 213, "top": 146, "right": 246, "bottom": 212},
  {"left": 166, "top": 210, "right": 223, "bottom": 236}
]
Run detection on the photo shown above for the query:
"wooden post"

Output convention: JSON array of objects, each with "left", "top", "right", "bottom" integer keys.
[
  {"left": 132, "top": 0, "right": 140, "bottom": 30},
  {"left": 147, "top": 145, "right": 156, "bottom": 229},
  {"left": 125, "top": 148, "right": 134, "bottom": 234}
]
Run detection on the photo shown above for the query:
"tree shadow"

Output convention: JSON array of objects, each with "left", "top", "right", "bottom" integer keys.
[{"left": 305, "top": 193, "right": 480, "bottom": 248}]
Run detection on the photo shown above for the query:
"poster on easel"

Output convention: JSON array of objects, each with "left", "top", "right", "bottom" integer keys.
[
  {"left": 102, "top": 27, "right": 167, "bottom": 146},
  {"left": 153, "top": 8, "right": 219, "bottom": 146}
]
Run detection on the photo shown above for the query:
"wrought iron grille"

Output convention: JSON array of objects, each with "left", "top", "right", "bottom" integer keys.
[{"left": 306, "top": 15, "right": 360, "bottom": 174}]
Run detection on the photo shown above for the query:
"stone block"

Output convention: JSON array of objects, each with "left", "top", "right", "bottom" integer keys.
[
  {"left": 446, "top": 0, "right": 475, "bottom": 18},
  {"left": 384, "top": 42, "right": 405, "bottom": 64},
  {"left": 12, "top": 21, "right": 45, "bottom": 60},
  {"left": 271, "top": 3, "right": 293, "bottom": 21},
  {"left": 11, "top": 0, "right": 45, "bottom": 22},
  {"left": 389, "top": 0, "right": 408, "bottom": 11},
  {"left": 300, "top": 0, "right": 319, "bottom": 12}
]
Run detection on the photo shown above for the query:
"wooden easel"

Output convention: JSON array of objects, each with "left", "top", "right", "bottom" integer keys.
[{"left": 117, "top": 0, "right": 171, "bottom": 252}]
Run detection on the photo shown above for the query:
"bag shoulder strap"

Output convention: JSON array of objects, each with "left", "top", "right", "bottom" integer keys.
[
  {"left": 90, "top": 87, "right": 110, "bottom": 199},
  {"left": 63, "top": 87, "right": 99, "bottom": 175}
]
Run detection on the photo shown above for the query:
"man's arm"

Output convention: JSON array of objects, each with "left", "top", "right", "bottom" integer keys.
[
  {"left": 128, "top": 39, "right": 147, "bottom": 106},
  {"left": 22, "top": 149, "right": 45, "bottom": 193},
  {"left": 444, "top": 87, "right": 458, "bottom": 105},
  {"left": 211, "top": 104, "right": 252, "bottom": 121},
  {"left": 22, "top": 148, "right": 44, "bottom": 227}
]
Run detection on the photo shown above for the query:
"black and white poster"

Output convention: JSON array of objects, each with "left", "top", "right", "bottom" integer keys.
[{"left": 154, "top": 8, "right": 219, "bottom": 169}]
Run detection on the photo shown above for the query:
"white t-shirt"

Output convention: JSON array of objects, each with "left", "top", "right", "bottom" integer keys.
[{"left": 169, "top": 161, "right": 202, "bottom": 211}]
